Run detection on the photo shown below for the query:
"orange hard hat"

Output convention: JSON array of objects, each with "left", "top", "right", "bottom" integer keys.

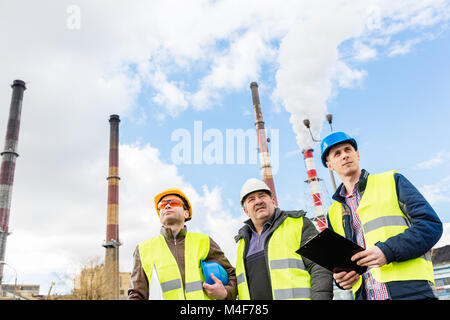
[{"left": 154, "top": 188, "right": 192, "bottom": 221}]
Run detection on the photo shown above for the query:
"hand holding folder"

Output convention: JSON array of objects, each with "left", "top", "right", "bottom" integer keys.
[{"left": 296, "top": 228, "right": 368, "bottom": 275}]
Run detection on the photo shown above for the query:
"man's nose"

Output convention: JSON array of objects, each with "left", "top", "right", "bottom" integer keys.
[{"left": 254, "top": 196, "right": 264, "bottom": 204}]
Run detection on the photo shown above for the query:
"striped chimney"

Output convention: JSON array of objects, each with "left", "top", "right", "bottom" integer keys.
[
  {"left": 250, "top": 82, "right": 278, "bottom": 206},
  {"left": 0, "top": 80, "right": 26, "bottom": 285},
  {"left": 103, "top": 114, "right": 121, "bottom": 299},
  {"left": 303, "top": 149, "right": 327, "bottom": 231}
]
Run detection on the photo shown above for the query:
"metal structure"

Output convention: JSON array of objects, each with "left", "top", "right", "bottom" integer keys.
[
  {"left": 303, "top": 116, "right": 337, "bottom": 192},
  {"left": 250, "top": 82, "right": 278, "bottom": 206},
  {"left": 102, "top": 114, "right": 121, "bottom": 299},
  {"left": 302, "top": 149, "right": 327, "bottom": 231},
  {"left": 0, "top": 80, "right": 26, "bottom": 285},
  {"left": 301, "top": 114, "right": 340, "bottom": 231}
]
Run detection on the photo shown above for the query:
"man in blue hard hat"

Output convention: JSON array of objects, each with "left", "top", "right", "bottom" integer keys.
[{"left": 321, "top": 132, "right": 442, "bottom": 300}]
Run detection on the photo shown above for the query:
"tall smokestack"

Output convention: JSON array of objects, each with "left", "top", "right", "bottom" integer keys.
[
  {"left": 250, "top": 82, "right": 278, "bottom": 206},
  {"left": 103, "top": 114, "right": 121, "bottom": 299},
  {"left": 0, "top": 80, "right": 26, "bottom": 285},
  {"left": 303, "top": 149, "right": 327, "bottom": 231}
]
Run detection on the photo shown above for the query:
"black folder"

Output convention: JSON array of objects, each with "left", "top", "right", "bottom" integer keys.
[{"left": 296, "top": 228, "right": 368, "bottom": 274}]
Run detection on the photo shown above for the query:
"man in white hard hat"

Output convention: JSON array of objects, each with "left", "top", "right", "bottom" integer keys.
[
  {"left": 128, "top": 188, "right": 237, "bottom": 300},
  {"left": 234, "top": 178, "right": 333, "bottom": 300}
]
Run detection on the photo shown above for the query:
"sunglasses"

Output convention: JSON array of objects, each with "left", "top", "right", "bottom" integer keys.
[{"left": 158, "top": 198, "right": 184, "bottom": 210}]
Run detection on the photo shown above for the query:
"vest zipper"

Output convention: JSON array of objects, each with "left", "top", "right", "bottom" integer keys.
[
  {"left": 262, "top": 215, "right": 286, "bottom": 297},
  {"left": 173, "top": 234, "right": 186, "bottom": 299}
]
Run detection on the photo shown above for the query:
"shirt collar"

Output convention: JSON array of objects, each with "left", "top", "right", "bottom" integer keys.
[
  {"left": 333, "top": 169, "right": 369, "bottom": 202},
  {"left": 339, "top": 180, "right": 360, "bottom": 198},
  {"left": 244, "top": 207, "right": 278, "bottom": 233},
  {"left": 160, "top": 225, "right": 187, "bottom": 240}
]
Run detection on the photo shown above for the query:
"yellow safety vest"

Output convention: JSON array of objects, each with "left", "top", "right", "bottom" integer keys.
[
  {"left": 236, "top": 216, "right": 311, "bottom": 300},
  {"left": 328, "top": 170, "right": 434, "bottom": 296},
  {"left": 138, "top": 232, "right": 212, "bottom": 300}
]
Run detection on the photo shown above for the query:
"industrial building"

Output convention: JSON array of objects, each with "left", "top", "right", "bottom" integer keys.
[
  {"left": 0, "top": 284, "right": 40, "bottom": 300},
  {"left": 250, "top": 82, "right": 278, "bottom": 205},
  {"left": 432, "top": 245, "right": 450, "bottom": 300},
  {"left": 102, "top": 114, "right": 121, "bottom": 299},
  {"left": 0, "top": 80, "right": 26, "bottom": 287}
]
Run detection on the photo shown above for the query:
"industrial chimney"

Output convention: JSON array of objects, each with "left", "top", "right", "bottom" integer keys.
[
  {"left": 303, "top": 149, "right": 327, "bottom": 231},
  {"left": 0, "top": 80, "right": 26, "bottom": 285},
  {"left": 250, "top": 82, "right": 278, "bottom": 206},
  {"left": 103, "top": 114, "right": 121, "bottom": 299}
]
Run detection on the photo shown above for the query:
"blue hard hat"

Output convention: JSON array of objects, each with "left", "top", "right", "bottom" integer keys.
[
  {"left": 320, "top": 132, "right": 357, "bottom": 168},
  {"left": 201, "top": 260, "right": 229, "bottom": 285}
]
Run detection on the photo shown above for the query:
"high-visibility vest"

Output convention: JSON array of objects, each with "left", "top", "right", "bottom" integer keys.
[
  {"left": 328, "top": 170, "right": 434, "bottom": 297},
  {"left": 138, "top": 232, "right": 212, "bottom": 300},
  {"left": 236, "top": 216, "right": 311, "bottom": 300}
]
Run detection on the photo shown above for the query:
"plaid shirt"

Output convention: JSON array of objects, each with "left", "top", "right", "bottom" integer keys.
[{"left": 340, "top": 183, "right": 390, "bottom": 300}]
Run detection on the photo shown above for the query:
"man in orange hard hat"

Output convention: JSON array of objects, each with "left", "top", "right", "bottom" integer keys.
[{"left": 128, "top": 188, "right": 237, "bottom": 300}]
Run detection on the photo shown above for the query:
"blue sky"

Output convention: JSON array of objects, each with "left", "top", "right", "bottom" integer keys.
[
  {"left": 120, "top": 20, "right": 450, "bottom": 222},
  {"left": 0, "top": 1, "right": 450, "bottom": 296}
]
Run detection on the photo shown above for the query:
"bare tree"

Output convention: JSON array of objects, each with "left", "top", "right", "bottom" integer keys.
[{"left": 71, "top": 256, "right": 108, "bottom": 300}]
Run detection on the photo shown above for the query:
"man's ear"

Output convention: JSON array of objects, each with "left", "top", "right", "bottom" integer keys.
[{"left": 243, "top": 204, "right": 250, "bottom": 217}]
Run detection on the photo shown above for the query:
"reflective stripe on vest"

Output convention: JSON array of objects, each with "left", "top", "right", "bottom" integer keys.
[
  {"left": 235, "top": 216, "right": 311, "bottom": 300},
  {"left": 138, "top": 232, "right": 211, "bottom": 300},
  {"left": 235, "top": 239, "right": 250, "bottom": 300},
  {"left": 328, "top": 170, "right": 435, "bottom": 296}
]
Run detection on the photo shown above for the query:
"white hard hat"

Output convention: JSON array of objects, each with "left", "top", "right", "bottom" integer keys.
[{"left": 240, "top": 178, "right": 272, "bottom": 207}]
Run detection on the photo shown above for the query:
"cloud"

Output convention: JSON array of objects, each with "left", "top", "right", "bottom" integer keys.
[
  {"left": 353, "top": 41, "right": 378, "bottom": 61},
  {"left": 4, "top": 1, "right": 445, "bottom": 128},
  {"left": 334, "top": 61, "right": 368, "bottom": 88},
  {"left": 373, "top": 0, "right": 450, "bottom": 35},
  {"left": 416, "top": 151, "right": 450, "bottom": 169},
  {"left": 150, "top": 70, "right": 189, "bottom": 117},
  {"left": 273, "top": 2, "right": 368, "bottom": 150},
  {"left": 388, "top": 38, "right": 423, "bottom": 56},
  {"left": 434, "top": 223, "right": 450, "bottom": 248},
  {"left": 191, "top": 30, "right": 276, "bottom": 110},
  {"left": 271, "top": 0, "right": 450, "bottom": 151},
  {"left": 419, "top": 176, "right": 450, "bottom": 205}
]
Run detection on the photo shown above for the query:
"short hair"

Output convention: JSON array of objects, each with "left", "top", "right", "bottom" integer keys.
[{"left": 326, "top": 141, "right": 356, "bottom": 161}]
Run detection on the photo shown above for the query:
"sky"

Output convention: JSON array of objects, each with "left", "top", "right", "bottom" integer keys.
[{"left": 0, "top": 0, "right": 449, "bottom": 296}]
